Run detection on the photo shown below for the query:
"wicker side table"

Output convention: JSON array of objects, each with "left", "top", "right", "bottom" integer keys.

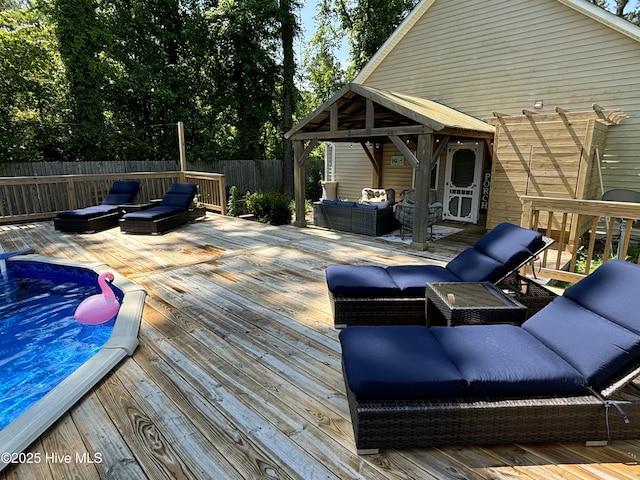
[
  {"left": 425, "top": 282, "right": 527, "bottom": 327},
  {"left": 498, "top": 272, "right": 558, "bottom": 318}
]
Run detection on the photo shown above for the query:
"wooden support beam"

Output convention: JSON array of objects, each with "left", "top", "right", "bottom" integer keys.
[
  {"left": 365, "top": 99, "right": 374, "bottom": 133},
  {"left": 330, "top": 103, "right": 338, "bottom": 131},
  {"left": 389, "top": 135, "right": 419, "bottom": 168},
  {"left": 293, "top": 139, "right": 315, "bottom": 227},
  {"left": 288, "top": 124, "right": 434, "bottom": 141},
  {"left": 360, "top": 142, "right": 381, "bottom": 179},
  {"left": 522, "top": 109, "right": 537, "bottom": 116},
  {"left": 411, "top": 133, "right": 434, "bottom": 250},
  {"left": 297, "top": 138, "right": 318, "bottom": 167}
]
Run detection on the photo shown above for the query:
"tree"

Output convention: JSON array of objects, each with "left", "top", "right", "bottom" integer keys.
[
  {"left": 337, "top": 0, "right": 419, "bottom": 79},
  {"left": 303, "top": 0, "right": 345, "bottom": 105},
  {"left": 279, "top": 0, "right": 299, "bottom": 194},
  {"left": 50, "top": 0, "right": 108, "bottom": 160},
  {"left": 0, "top": 5, "right": 68, "bottom": 162}
]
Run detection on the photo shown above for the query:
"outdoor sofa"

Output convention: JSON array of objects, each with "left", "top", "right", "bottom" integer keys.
[
  {"left": 119, "top": 182, "right": 197, "bottom": 235},
  {"left": 339, "top": 259, "right": 640, "bottom": 453},
  {"left": 53, "top": 180, "right": 140, "bottom": 233},
  {"left": 326, "top": 222, "right": 553, "bottom": 327}
]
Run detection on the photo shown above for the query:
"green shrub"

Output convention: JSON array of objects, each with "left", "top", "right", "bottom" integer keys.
[
  {"left": 226, "top": 185, "right": 242, "bottom": 217},
  {"left": 246, "top": 191, "right": 293, "bottom": 225}
]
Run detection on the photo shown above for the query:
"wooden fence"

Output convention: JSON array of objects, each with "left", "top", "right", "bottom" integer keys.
[
  {"left": 0, "top": 171, "right": 226, "bottom": 224},
  {"left": 520, "top": 195, "right": 640, "bottom": 283},
  {"left": 0, "top": 159, "right": 282, "bottom": 194}
]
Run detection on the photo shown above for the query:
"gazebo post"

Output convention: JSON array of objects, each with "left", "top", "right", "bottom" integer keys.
[
  {"left": 293, "top": 140, "right": 306, "bottom": 227},
  {"left": 411, "top": 132, "right": 433, "bottom": 250}
]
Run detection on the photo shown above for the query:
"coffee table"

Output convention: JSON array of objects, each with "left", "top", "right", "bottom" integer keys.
[{"left": 425, "top": 282, "right": 527, "bottom": 327}]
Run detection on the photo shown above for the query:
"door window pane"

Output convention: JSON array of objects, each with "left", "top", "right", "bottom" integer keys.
[{"left": 451, "top": 149, "right": 476, "bottom": 187}]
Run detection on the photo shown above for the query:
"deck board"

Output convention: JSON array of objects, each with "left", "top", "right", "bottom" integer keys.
[{"left": 2, "top": 215, "right": 640, "bottom": 479}]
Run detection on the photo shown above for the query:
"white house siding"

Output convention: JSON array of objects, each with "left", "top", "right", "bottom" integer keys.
[{"left": 358, "top": 0, "right": 640, "bottom": 193}]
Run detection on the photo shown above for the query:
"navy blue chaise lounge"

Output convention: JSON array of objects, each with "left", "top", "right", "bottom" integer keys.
[
  {"left": 340, "top": 259, "right": 640, "bottom": 453},
  {"left": 54, "top": 180, "right": 140, "bottom": 233},
  {"left": 326, "top": 222, "right": 553, "bottom": 327},
  {"left": 119, "top": 182, "right": 198, "bottom": 235}
]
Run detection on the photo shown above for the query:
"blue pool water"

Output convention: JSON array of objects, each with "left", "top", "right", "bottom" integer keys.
[{"left": 0, "top": 262, "right": 122, "bottom": 430}]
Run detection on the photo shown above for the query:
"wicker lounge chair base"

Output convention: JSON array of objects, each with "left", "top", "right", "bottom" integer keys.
[
  {"left": 120, "top": 211, "right": 190, "bottom": 235},
  {"left": 329, "top": 291, "right": 425, "bottom": 328},
  {"left": 345, "top": 371, "right": 640, "bottom": 453},
  {"left": 327, "top": 226, "right": 554, "bottom": 328},
  {"left": 54, "top": 212, "right": 120, "bottom": 233}
]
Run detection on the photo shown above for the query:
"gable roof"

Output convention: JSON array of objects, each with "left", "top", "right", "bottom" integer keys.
[
  {"left": 355, "top": 0, "right": 640, "bottom": 84},
  {"left": 285, "top": 83, "right": 494, "bottom": 142}
]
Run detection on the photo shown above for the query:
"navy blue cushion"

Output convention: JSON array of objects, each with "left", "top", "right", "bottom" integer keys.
[
  {"left": 326, "top": 265, "right": 399, "bottom": 296},
  {"left": 356, "top": 203, "right": 377, "bottom": 210},
  {"left": 432, "top": 325, "right": 586, "bottom": 395},
  {"left": 57, "top": 204, "right": 118, "bottom": 219},
  {"left": 159, "top": 183, "right": 197, "bottom": 209},
  {"left": 321, "top": 199, "right": 336, "bottom": 205},
  {"left": 336, "top": 200, "right": 356, "bottom": 207},
  {"left": 122, "top": 205, "right": 184, "bottom": 221},
  {"left": 473, "top": 223, "right": 544, "bottom": 268},
  {"left": 340, "top": 326, "right": 466, "bottom": 398},
  {"left": 445, "top": 248, "right": 506, "bottom": 282},
  {"left": 522, "top": 296, "right": 640, "bottom": 389},
  {"left": 102, "top": 180, "right": 140, "bottom": 205},
  {"left": 563, "top": 259, "right": 640, "bottom": 335},
  {"left": 386, "top": 265, "right": 461, "bottom": 296}
]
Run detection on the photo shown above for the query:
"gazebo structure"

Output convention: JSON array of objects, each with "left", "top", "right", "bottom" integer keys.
[{"left": 285, "top": 83, "right": 495, "bottom": 249}]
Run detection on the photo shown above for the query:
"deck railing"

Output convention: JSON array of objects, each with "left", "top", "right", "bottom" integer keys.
[
  {"left": 0, "top": 170, "right": 226, "bottom": 224},
  {"left": 520, "top": 195, "right": 640, "bottom": 283}
]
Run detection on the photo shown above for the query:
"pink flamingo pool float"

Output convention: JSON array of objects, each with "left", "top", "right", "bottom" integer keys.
[{"left": 74, "top": 271, "right": 121, "bottom": 325}]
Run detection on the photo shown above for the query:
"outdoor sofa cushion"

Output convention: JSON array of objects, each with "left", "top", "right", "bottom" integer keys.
[
  {"left": 121, "top": 183, "right": 197, "bottom": 222},
  {"left": 340, "top": 260, "right": 640, "bottom": 400},
  {"left": 326, "top": 222, "right": 546, "bottom": 298},
  {"left": 56, "top": 203, "right": 120, "bottom": 220},
  {"left": 341, "top": 325, "right": 586, "bottom": 399},
  {"left": 56, "top": 180, "right": 140, "bottom": 219},
  {"left": 340, "top": 326, "right": 467, "bottom": 398},
  {"left": 522, "top": 259, "right": 640, "bottom": 390}
]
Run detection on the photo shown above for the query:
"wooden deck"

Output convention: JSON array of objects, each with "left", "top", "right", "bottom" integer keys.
[{"left": 1, "top": 215, "right": 640, "bottom": 480}]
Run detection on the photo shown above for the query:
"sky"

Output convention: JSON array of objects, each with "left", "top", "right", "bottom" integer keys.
[{"left": 297, "top": 0, "right": 349, "bottom": 67}]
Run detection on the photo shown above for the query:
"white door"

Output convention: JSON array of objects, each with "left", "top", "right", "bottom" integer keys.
[{"left": 443, "top": 143, "right": 484, "bottom": 223}]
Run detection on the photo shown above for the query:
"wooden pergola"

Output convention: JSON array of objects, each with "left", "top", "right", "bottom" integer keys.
[{"left": 285, "top": 83, "right": 495, "bottom": 249}]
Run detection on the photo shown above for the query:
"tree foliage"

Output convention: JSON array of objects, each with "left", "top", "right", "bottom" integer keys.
[
  {"left": 0, "top": 0, "right": 297, "bottom": 164},
  {"left": 1, "top": 0, "right": 639, "bottom": 167}
]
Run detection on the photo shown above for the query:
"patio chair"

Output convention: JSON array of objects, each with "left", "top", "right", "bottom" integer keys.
[
  {"left": 53, "top": 180, "right": 140, "bottom": 233},
  {"left": 339, "top": 259, "right": 640, "bottom": 453},
  {"left": 119, "top": 182, "right": 198, "bottom": 235},
  {"left": 326, "top": 222, "right": 553, "bottom": 327}
]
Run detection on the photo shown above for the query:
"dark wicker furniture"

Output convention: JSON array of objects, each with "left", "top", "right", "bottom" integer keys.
[
  {"left": 340, "top": 260, "right": 640, "bottom": 454},
  {"left": 344, "top": 373, "right": 640, "bottom": 453},
  {"left": 425, "top": 282, "right": 528, "bottom": 326},
  {"left": 53, "top": 180, "right": 140, "bottom": 233},
  {"left": 394, "top": 201, "right": 443, "bottom": 239},
  {"left": 327, "top": 223, "right": 554, "bottom": 328},
  {"left": 498, "top": 272, "right": 558, "bottom": 317},
  {"left": 312, "top": 201, "right": 396, "bottom": 236},
  {"left": 119, "top": 183, "right": 197, "bottom": 235}
]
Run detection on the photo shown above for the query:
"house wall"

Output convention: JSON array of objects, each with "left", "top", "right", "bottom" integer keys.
[
  {"left": 340, "top": 0, "right": 640, "bottom": 204},
  {"left": 331, "top": 143, "right": 376, "bottom": 201}
]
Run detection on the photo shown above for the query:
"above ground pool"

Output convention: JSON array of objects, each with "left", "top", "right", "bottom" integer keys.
[{"left": 0, "top": 255, "right": 145, "bottom": 471}]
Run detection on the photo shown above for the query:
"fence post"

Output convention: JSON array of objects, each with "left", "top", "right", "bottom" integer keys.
[
  {"left": 177, "top": 121, "right": 187, "bottom": 182},
  {"left": 67, "top": 177, "right": 77, "bottom": 210}
]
